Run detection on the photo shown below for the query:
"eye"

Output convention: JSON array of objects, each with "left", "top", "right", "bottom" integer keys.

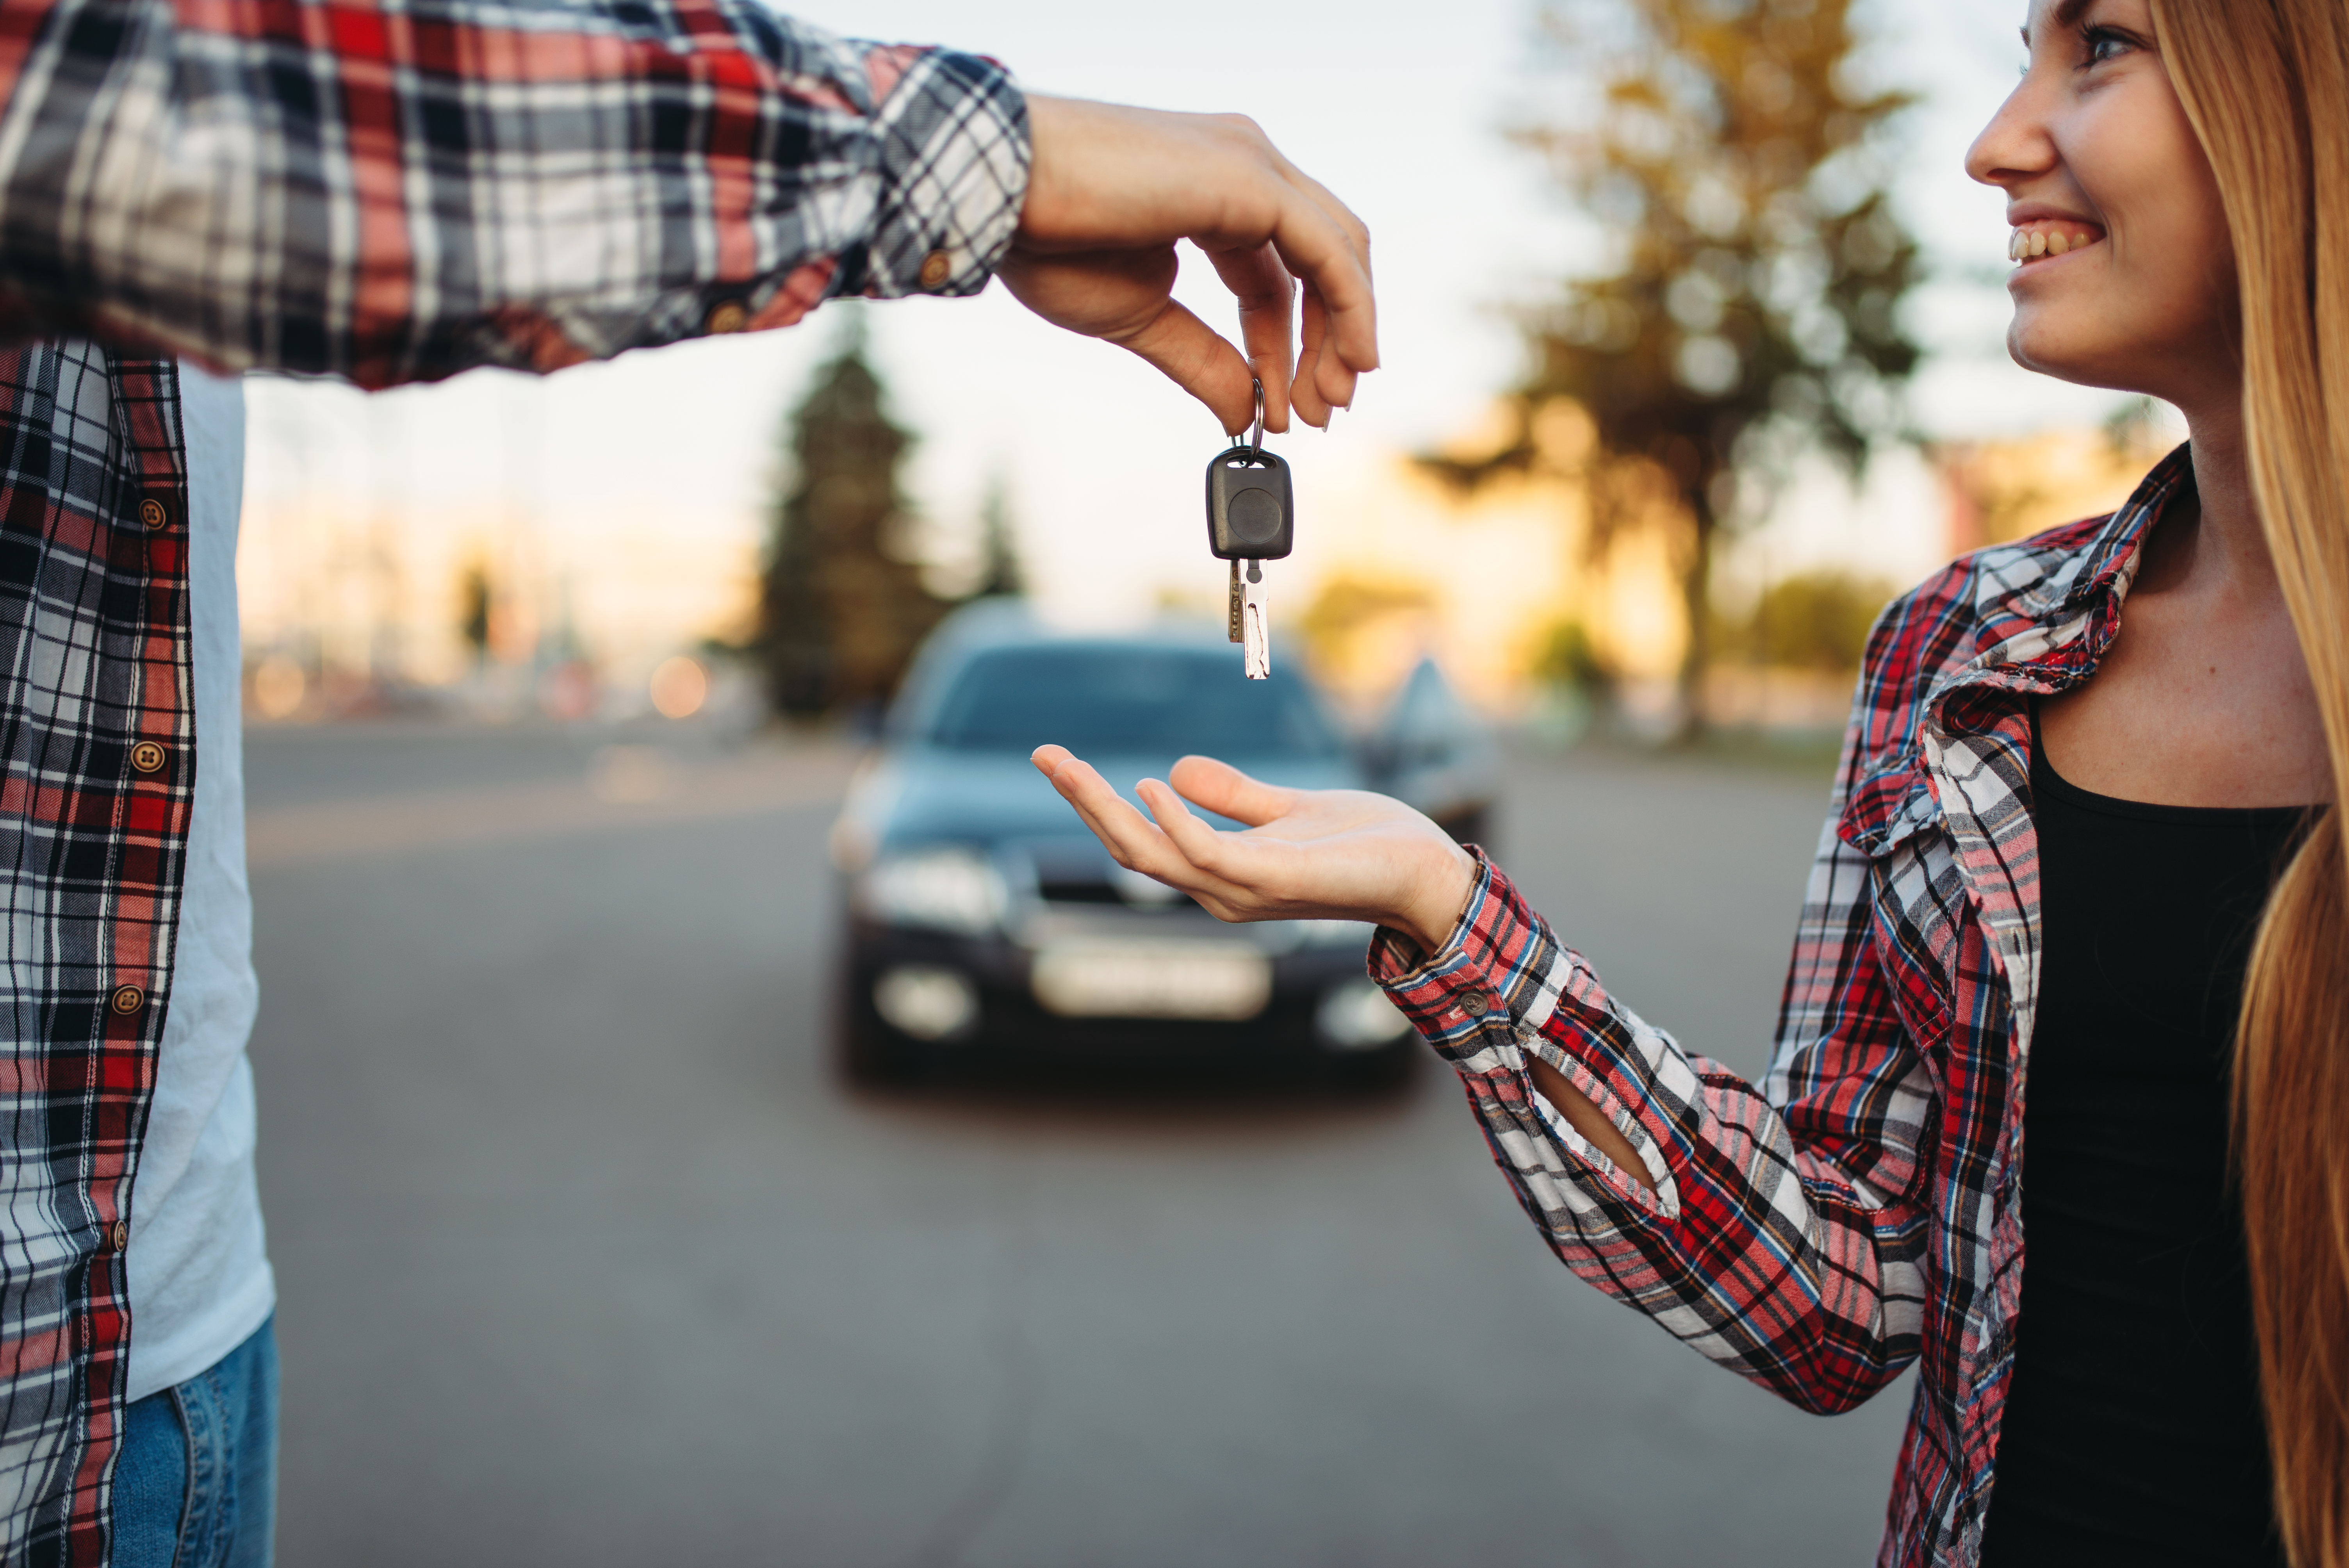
[{"left": 2080, "top": 25, "right": 2137, "bottom": 66}]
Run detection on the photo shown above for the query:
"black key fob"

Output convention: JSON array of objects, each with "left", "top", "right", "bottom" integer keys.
[{"left": 1205, "top": 445, "right": 1293, "bottom": 561}]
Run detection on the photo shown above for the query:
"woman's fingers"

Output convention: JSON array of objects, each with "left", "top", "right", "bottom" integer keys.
[
  {"left": 1032, "top": 748, "right": 1170, "bottom": 861},
  {"left": 1032, "top": 748, "right": 1238, "bottom": 897},
  {"left": 1136, "top": 777, "right": 1250, "bottom": 876},
  {"left": 1166, "top": 755, "right": 1299, "bottom": 826}
]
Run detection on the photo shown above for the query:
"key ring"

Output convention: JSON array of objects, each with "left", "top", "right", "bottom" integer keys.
[{"left": 1248, "top": 378, "right": 1265, "bottom": 458}]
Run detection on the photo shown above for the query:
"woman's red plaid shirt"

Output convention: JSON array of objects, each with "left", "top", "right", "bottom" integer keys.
[{"left": 1374, "top": 447, "right": 2194, "bottom": 1568}]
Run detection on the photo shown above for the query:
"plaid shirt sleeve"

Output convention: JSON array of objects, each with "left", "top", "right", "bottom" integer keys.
[
  {"left": 1372, "top": 702, "right": 1933, "bottom": 1417},
  {"left": 0, "top": 0, "right": 1029, "bottom": 385}
]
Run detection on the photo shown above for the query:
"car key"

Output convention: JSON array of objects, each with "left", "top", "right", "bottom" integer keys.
[
  {"left": 1205, "top": 380, "right": 1292, "bottom": 680},
  {"left": 1240, "top": 561, "right": 1270, "bottom": 678}
]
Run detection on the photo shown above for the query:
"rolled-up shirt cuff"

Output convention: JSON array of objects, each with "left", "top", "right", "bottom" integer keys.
[
  {"left": 841, "top": 46, "right": 1030, "bottom": 299},
  {"left": 1366, "top": 848, "right": 1539, "bottom": 1045},
  {"left": 1369, "top": 852, "right": 1678, "bottom": 1211}
]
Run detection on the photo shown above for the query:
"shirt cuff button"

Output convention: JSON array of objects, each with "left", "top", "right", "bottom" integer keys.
[
  {"left": 704, "top": 301, "right": 749, "bottom": 336},
  {"left": 918, "top": 249, "right": 953, "bottom": 290},
  {"left": 1462, "top": 992, "right": 1491, "bottom": 1017}
]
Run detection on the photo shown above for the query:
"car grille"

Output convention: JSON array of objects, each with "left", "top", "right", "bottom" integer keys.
[{"left": 1036, "top": 878, "right": 1124, "bottom": 905}]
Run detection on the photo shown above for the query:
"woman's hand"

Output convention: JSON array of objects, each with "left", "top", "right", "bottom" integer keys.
[
  {"left": 1002, "top": 96, "right": 1377, "bottom": 436},
  {"left": 1029, "top": 747, "right": 1476, "bottom": 955},
  {"left": 1037, "top": 743, "right": 1658, "bottom": 1189}
]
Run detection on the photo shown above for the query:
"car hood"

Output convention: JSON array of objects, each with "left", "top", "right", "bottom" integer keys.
[{"left": 841, "top": 745, "right": 1364, "bottom": 852}]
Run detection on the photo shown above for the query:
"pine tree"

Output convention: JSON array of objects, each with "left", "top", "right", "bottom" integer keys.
[
  {"left": 1438, "top": 0, "right": 1922, "bottom": 733},
  {"left": 971, "top": 476, "right": 1025, "bottom": 599},
  {"left": 759, "top": 318, "right": 948, "bottom": 718}
]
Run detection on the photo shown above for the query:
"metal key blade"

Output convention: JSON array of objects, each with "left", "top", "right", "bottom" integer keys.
[
  {"left": 1241, "top": 563, "right": 1270, "bottom": 679},
  {"left": 1228, "top": 558, "right": 1244, "bottom": 643}
]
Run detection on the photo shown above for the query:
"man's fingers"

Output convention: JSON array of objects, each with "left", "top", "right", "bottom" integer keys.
[
  {"left": 1292, "top": 290, "right": 1334, "bottom": 429},
  {"left": 1259, "top": 168, "right": 1378, "bottom": 382},
  {"left": 1206, "top": 243, "right": 1296, "bottom": 433},
  {"left": 1111, "top": 298, "right": 1261, "bottom": 437},
  {"left": 1166, "top": 755, "right": 1299, "bottom": 827}
]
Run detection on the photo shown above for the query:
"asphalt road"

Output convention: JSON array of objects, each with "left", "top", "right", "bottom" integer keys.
[{"left": 244, "top": 721, "right": 1911, "bottom": 1567}]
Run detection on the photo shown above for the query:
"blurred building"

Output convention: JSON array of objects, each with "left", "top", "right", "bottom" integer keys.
[{"left": 1935, "top": 413, "right": 2180, "bottom": 556}]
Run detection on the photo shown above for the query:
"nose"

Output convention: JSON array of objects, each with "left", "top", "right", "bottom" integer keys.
[{"left": 1966, "top": 76, "right": 2058, "bottom": 194}]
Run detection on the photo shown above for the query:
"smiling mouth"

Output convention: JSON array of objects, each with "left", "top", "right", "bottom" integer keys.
[{"left": 2009, "top": 221, "right": 2107, "bottom": 264}]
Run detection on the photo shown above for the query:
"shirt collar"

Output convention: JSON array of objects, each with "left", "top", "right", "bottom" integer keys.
[{"left": 2010, "top": 440, "right": 2194, "bottom": 627}]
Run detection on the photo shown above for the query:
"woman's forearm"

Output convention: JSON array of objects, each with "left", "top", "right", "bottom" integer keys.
[{"left": 1526, "top": 1056, "right": 1658, "bottom": 1192}]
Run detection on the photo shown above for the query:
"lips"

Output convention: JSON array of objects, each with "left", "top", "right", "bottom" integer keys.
[{"left": 2008, "top": 221, "right": 2107, "bottom": 263}]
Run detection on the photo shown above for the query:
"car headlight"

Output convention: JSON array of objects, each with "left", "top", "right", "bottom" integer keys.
[{"left": 857, "top": 848, "right": 1008, "bottom": 935}]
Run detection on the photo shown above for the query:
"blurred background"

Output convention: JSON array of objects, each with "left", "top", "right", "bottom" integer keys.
[{"left": 238, "top": 0, "right": 2178, "bottom": 1562}]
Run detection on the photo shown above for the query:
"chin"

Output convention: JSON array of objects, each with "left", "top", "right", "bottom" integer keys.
[{"left": 2005, "top": 315, "right": 2137, "bottom": 393}]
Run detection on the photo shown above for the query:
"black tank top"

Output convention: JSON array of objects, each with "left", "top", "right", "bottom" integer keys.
[{"left": 1978, "top": 709, "right": 2306, "bottom": 1565}]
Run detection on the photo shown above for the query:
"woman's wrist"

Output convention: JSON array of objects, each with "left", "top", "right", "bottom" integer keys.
[{"left": 1395, "top": 841, "right": 1479, "bottom": 957}]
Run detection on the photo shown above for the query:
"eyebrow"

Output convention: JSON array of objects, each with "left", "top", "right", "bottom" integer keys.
[{"left": 2021, "top": 0, "right": 2097, "bottom": 48}]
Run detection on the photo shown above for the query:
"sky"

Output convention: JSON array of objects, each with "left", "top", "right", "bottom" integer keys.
[{"left": 242, "top": 0, "right": 2145, "bottom": 647}]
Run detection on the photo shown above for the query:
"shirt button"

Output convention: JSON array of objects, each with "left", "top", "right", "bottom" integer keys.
[
  {"left": 109, "top": 985, "right": 144, "bottom": 1016},
  {"left": 129, "top": 741, "right": 167, "bottom": 774},
  {"left": 1462, "top": 992, "right": 1490, "bottom": 1017},
  {"left": 918, "top": 249, "right": 953, "bottom": 290},
  {"left": 704, "top": 300, "right": 749, "bottom": 336},
  {"left": 109, "top": 1220, "right": 128, "bottom": 1252},
  {"left": 137, "top": 496, "right": 172, "bottom": 532}
]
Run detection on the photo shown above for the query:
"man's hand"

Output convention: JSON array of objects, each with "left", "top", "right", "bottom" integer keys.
[
  {"left": 1028, "top": 747, "right": 1472, "bottom": 954},
  {"left": 1002, "top": 97, "right": 1377, "bottom": 437}
]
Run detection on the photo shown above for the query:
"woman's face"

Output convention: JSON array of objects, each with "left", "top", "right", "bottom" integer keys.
[{"left": 1965, "top": 0, "right": 2237, "bottom": 410}]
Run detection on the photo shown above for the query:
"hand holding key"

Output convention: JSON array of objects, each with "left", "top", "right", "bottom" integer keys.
[
  {"left": 1028, "top": 749, "right": 1479, "bottom": 955},
  {"left": 1002, "top": 96, "right": 1377, "bottom": 436}
]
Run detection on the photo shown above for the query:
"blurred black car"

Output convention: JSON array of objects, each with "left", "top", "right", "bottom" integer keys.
[
  {"left": 1371, "top": 656, "right": 1502, "bottom": 847},
  {"left": 828, "top": 602, "right": 1426, "bottom": 1083}
]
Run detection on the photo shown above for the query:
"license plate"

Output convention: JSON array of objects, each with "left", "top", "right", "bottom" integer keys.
[{"left": 1030, "top": 940, "right": 1272, "bottom": 1021}]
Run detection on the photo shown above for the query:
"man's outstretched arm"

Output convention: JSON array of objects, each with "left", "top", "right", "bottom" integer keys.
[{"left": 0, "top": 2, "right": 1373, "bottom": 429}]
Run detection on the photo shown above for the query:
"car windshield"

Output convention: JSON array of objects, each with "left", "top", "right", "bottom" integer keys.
[{"left": 923, "top": 645, "right": 1344, "bottom": 759}]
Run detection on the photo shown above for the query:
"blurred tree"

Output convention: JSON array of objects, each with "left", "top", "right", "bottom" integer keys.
[
  {"left": 759, "top": 318, "right": 949, "bottom": 718},
  {"left": 1714, "top": 568, "right": 1893, "bottom": 672},
  {"left": 456, "top": 563, "right": 492, "bottom": 669},
  {"left": 1530, "top": 615, "right": 1615, "bottom": 695},
  {"left": 971, "top": 475, "right": 1025, "bottom": 599},
  {"left": 1437, "top": 0, "right": 1922, "bottom": 734}
]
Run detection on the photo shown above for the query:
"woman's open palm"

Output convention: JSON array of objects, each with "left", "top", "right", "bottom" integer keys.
[{"left": 1029, "top": 746, "right": 1477, "bottom": 953}]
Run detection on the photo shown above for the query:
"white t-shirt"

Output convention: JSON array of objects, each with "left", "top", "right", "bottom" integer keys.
[{"left": 122, "top": 363, "right": 276, "bottom": 1403}]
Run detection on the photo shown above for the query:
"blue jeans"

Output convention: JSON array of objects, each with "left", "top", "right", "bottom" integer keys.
[{"left": 112, "top": 1315, "right": 278, "bottom": 1568}]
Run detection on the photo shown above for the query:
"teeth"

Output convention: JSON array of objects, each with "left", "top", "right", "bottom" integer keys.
[{"left": 2009, "top": 225, "right": 2103, "bottom": 263}]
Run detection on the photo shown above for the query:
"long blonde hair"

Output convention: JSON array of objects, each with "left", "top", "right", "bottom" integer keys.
[{"left": 2150, "top": 3, "right": 2349, "bottom": 1564}]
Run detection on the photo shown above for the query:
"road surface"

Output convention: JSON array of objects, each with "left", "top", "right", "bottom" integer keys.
[{"left": 243, "top": 720, "right": 1909, "bottom": 1567}]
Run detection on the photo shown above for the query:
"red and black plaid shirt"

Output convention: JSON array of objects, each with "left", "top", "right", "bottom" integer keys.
[
  {"left": 0, "top": 5, "right": 1026, "bottom": 1561},
  {"left": 1375, "top": 447, "right": 2194, "bottom": 1568}
]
